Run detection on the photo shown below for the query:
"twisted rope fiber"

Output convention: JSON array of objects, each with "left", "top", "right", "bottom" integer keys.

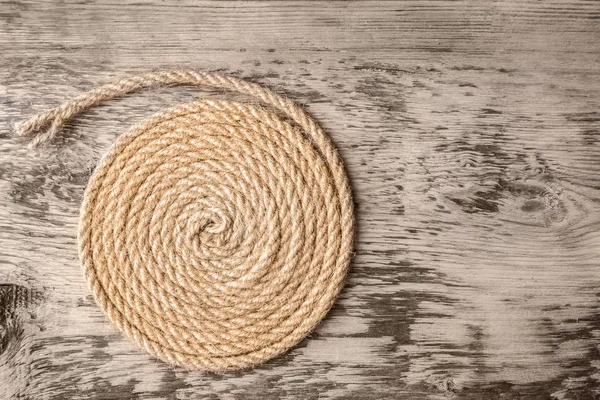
[{"left": 17, "top": 70, "right": 355, "bottom": 371}]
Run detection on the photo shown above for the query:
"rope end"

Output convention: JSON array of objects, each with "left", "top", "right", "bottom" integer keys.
[
  {"left": 14, "top": 112, "right": 63, "bottom": 148},
  {"left": 14, "top": 119, "right": 36, "bottom": 137}
]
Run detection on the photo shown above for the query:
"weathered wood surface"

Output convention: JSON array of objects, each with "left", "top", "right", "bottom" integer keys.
[{"left": 1, "top": 0, "right": 599, "bottom": 398}]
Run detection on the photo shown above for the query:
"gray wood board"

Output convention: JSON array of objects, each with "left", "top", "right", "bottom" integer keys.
[{"left": 0, "top": 0, "right": 599, "bottom": 398}]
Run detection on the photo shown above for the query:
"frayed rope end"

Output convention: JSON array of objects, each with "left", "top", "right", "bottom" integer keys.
[
  {"left": 14, "top": 119, "right": 36, "bottom": 137},
  {"left": 14, "top": 111, "right": 64, "bottom": 148}
]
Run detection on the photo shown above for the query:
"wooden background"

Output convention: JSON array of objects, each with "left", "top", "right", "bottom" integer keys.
[{"left": 1, "top": 1, "right": 599, "bottom": 398}]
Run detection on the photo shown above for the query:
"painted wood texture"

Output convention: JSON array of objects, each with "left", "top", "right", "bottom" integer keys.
[{"left": 1, "top": 1, "right": 599, "bottom": 398}]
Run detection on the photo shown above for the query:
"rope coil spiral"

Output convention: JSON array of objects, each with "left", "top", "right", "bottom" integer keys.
[{"left": 16, "top": 70, "right": 355, "bottom": 371}]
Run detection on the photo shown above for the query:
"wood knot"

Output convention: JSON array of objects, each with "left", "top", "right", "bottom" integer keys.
[
  {"left": 497, "top": 178, "right": 566, "bottom": 227},
  {"left": 442, "top": 174, "right": 567, "bottom": 228}
]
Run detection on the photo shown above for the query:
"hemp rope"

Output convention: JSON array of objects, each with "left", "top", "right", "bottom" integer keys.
[{"left": 16, "top": 70, "right": 355, "bottom": 371}]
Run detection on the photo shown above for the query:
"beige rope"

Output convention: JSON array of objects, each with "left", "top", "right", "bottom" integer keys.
[{"left": 17, "top": 70, "right": 355, "bottom": 371}]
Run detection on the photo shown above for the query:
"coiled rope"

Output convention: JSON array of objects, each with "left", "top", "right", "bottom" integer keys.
[{"left": 16, "top": 70, "right": 355, "bottom": 371}]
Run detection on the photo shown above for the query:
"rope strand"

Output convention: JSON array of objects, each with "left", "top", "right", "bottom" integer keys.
[{"left": 17, "top": 71, "right": 324, "bottom": 148}]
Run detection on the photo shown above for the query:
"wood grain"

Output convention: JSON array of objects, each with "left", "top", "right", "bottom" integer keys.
[{"left": 1, "top": 0, "right": 599, "bottom": 398}]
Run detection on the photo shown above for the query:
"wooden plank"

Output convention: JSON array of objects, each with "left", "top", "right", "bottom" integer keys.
[{"left": 0, "top": 0, "right": 599, "bottom": 398}]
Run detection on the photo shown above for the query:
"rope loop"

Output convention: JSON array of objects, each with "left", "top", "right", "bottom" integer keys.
[{"left": 17, "top": 70, "right": 355, "bottom": 371}]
